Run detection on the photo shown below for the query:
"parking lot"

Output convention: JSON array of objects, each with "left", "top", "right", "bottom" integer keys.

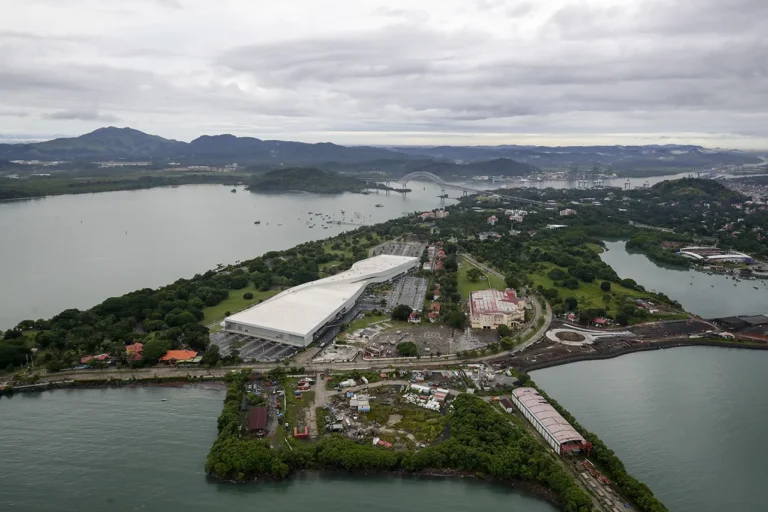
[
  {"left": 371, "top": 241, "right": 426, "bottom": 258},
  {"left": 388, "top": 276, "right": 428, "bottom": 311},
  {"left": 364, "top": 325, "right": 497, "bottom": 358},
  {"left": 210, "top": 331, "right": 299, "bottom": 362}
]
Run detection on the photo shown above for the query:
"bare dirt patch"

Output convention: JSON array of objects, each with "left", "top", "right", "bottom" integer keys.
[
  {"left": 387, "top": 414, "right": 403, "bottom": 427},
  {"left": 555, "top": 331, "right": 587, "bottom": 342}
]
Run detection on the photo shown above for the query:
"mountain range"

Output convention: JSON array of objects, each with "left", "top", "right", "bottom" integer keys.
[{"left": 0, "top": 127, "right": 762, "bottom": 174}]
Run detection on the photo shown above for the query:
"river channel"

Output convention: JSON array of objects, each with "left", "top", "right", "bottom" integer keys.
[
  {"left": 0, "top": 386, "right": 557, "bottom": 512},
  {"left": 599, "top": 240, "right": 768, "bottom": 318},
  {"left": 0, "top": 182, "right": 456, "bottom": 329},
  {"left": 533, "top": 347, "right": 768, "bottom": 512}
]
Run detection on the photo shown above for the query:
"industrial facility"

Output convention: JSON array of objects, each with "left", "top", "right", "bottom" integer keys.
[
  {"left": 221, "top": 254, "right": 419, "bottom": 347},
  {"left": 677, "top": 246, "right": 754, "bottom": 263},
  {"left": 469, "top": 289, "right": 526, "bottom": 329},
  {"left": 511, "top": 387, "right": 589, "bottom": 456}
]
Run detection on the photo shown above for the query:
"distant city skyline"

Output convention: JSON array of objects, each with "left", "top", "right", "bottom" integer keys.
[{"left": 2, "top": 0, "right": 767, "bottom": 149}]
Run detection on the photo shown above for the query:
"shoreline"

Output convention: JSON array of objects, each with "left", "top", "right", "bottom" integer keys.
[
  {"left": 518, "top": 338, "right": 768, "bottom": 372},
  {"left": 0, "top": 374, "right": 225, "bottom": 397},
  {"left": 207, "top": 462, "right": 561, "bottom": 507}
]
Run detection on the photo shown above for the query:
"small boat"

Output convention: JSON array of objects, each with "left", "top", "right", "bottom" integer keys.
[
  {"left": 254, "top": 221, "right": 261, "bottom": 224},
  {"left": 278, "top": 223, "right": 282, "bottom": 226},
  {"left": 231, "top": 188, "right": 237, "bottom": 193},
  {"left": 375, "top": 204, "right": 383, "bottom": 207},
  {"left": 161, "top": 399, "right": 168, "bottom": 402}
]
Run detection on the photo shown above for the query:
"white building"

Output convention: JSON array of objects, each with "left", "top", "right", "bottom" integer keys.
[
  {"left": 560, "top": 209, "right": 577, "bottom": 216},
  {"left": 469, "top": 289, "right": 526, "bottom": 329},
  {"left": 222, "top": 254, "right": 419, "bottom": 347}
]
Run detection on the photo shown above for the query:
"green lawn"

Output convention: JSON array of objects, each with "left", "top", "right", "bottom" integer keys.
[
  {"left": 585, "top": 243, "right": 604, "bottom": 254},
  {"left": 529, "top": 262, "right": 661, "bottom": 316},
  {"left": 458, "top": 257, "right": 506, "bottom": 300},
  {"left": 200, "top": 285, "right": 280, "bottom": 330}
]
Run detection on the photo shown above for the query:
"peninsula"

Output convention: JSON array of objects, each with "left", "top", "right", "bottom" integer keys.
[{"left": 5, "top": 178, "right": 768, "bottom": 512}]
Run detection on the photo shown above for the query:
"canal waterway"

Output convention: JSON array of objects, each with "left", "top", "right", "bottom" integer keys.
[
  {"left": 0, "top": 183, "right": 456, "bottom": 329},
  {"left": 0, "top": 386, "right": 557, "bottom": 512},
  {"left": 599, "top": 240, "right": 768, "bottom": 318},
  {"left": 533, "top": 347, "right": 768, "bottom": 512}
]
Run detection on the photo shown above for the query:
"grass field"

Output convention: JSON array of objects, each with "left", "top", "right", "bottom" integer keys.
[
  {"left": 530, "top": 262, "right": 656, "bottom": 316},
  {"left": 458, "top": 257, "right": 506, "bottom": 300},
  {"left": 273, "top": 386, "right": 315, "bottom": 445},
  {"left": 200, "top": 285, "right": 280, "bottom": 330},
  {"left": 361, "top": 401, "right": 447, "bottom": 443}
]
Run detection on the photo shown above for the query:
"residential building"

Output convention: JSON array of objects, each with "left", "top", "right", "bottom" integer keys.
[{"left": 560, "top": 209, "right": 577, "bottom": 216}]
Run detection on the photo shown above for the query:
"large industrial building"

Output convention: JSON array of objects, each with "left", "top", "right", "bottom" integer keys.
[
  {"left": 677, "top": 246, "right": 754, "bottom": 264},
  {"left": 511, "top": 387, "right": 589, "bottom": 456},
  {"left": 221, "top": 254, "right": 419, "bottom": 347},
  {"left": 469, "top": 289, "right": 526, "bottom": 329}
]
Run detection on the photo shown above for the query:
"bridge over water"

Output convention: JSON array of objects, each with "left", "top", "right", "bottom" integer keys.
[{"left": 390, "top": 171, "right": 545, "bottom": 206}]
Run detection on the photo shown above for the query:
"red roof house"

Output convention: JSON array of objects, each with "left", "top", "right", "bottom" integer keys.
[{"left": 159, "top": 350, "right": 198, "bottom": 363}]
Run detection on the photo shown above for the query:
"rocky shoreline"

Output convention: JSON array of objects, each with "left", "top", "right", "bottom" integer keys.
[
  {"left": 518, "top": 338, "right": 768, "bottom": 372},
  {"left": 0, "top": 374, "right": 225, "bottom": 397}
]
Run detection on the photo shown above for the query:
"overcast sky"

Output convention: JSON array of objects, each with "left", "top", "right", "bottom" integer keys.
[{"left": 1, "top": 0, "right": 767, "bottom": 148}]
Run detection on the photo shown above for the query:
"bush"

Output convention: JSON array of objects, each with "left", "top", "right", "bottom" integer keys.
[
  {"left": 600, "top": 281, "right": 611, "bottom": 292},
  {"left": 547, "top": 268, "right": 567, "bottom": 281},
  {"left": 497, "top": 324, "right": 512, "bottom": 338},
  {"left": 564, "top": 296, "right": 578, "bottom": 311},
  {"left": 563, "top": 278, "right": 579, "bottom": 290},
  {"left": 391, "top": 304, "right": 413, "bottom": 321},
  {"left": 243, "top": 292, "right": 254, "bottom": 300},
  {"left": 396, "top": 342, "right": 418, "bottom": 357},
  {"left": 620, "top": 278, "right": 637, "bottom": 290}
]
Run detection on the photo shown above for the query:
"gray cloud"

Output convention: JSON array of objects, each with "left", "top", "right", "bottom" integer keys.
[
  {"left": 1, "top": 0, "right": 768, "bottom": 148},
  {"left": 44, "top": 109, "right": 120, "bottom": 122}
]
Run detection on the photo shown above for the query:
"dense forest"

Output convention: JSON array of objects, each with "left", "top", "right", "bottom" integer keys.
[
  {"left": 206, "top": 372, "right": 593, "bottom": 512},
  {"left": 0, "top": 173, "right": 246, "bottom": 200},
  {"left": 248, "top": 167, "right": 381, "bottom": 194}
]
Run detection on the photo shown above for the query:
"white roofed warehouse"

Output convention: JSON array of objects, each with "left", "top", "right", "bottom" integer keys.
[
  {"left": 221, "top": 254, "right": 419, "bottom": 347},
  {"left": 511, "top": 387, "right": 590, "bottom": 456}
]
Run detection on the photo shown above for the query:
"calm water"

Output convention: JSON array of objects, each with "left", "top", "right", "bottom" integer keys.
[
  {"left": 533, "top": 347, "right": 768, "bottom": 512},
  {"left": 600, "top": 240, "right": 768, "bottom": 318},
  {"left": 0, "top": 386, "right": 556, "bottom": 512},
  {"left": 0, "top": 183, "right": 455, "bottom": 329}
]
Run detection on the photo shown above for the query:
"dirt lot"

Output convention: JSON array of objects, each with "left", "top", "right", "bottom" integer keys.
[
  {"left": 495, "top": 319, "right": 717, "bottom": 371},
  {"left": 363, "top": 324, "right": 499, "bottom": 358}
]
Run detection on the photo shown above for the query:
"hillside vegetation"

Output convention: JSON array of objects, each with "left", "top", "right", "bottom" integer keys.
[{"left": 249, "top": 167, "right": 372, "bottom": 194}]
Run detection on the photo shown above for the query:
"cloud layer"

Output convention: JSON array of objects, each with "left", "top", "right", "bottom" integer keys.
[{"left": 1, "top": 0, "right": 767, "bottom": 148}]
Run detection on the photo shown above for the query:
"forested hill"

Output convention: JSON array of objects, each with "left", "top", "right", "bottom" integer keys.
[
  {"left": 648, "top": 178, "right": 744, "bottom": 202},
  {"left": 0, "top": 127, "right": 420, "bottom": 165},
  {"left": 413, "top": 158, "right": 539, "bottom": 178},
  {"left": 248, "top": 167, "right": 371, "bottom": 194}
]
